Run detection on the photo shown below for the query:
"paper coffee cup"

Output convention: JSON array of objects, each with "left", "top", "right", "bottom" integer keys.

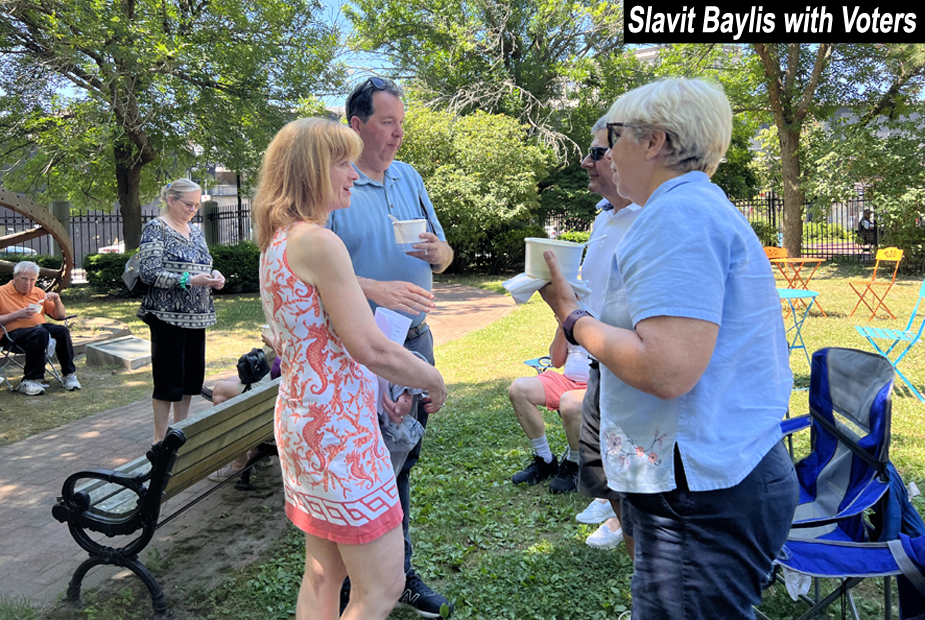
[{"left": 392, "top": 219, "right": 427, "bottom": 244}]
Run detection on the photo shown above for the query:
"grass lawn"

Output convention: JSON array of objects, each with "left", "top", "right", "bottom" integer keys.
[{"left": 8, "top": 263, "right": 925, "bottom": 619}]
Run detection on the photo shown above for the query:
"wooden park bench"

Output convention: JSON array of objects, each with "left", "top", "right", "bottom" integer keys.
[{"left": 51, "top": 378, "right": 281, "bottom": 617}]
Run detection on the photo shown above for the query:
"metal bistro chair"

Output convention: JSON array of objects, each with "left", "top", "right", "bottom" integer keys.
[
  {"left": 849, "top": 247, "right": 904, "bottom": 321},
  {"left": 855, "top": 278, "right": 925, "bottom": 402},
  {"left": 524, "top": 356, "right": 553, "bottom": 374}
]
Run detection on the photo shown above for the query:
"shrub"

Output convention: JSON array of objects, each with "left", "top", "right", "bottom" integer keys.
[
  {"left": 558, "top": 231, "right": 590, "bottom": 244},
  {"left": 485, "top": 224, "right": 547, "bottom": 273},
  {"left": 749, "top": 221, "right": 779, "bottom": 247},
  {"left": 83, "top": 241, "right": 261, "bottom": 297},
  {"left": 209, "top": 241, "right": 260, "bottom": 294},
  {"left": 0, "top": 253, "right": 64, "bottom": 289},
  {"left": 83, "top": 252, "right": 134, "bottom": 297}
]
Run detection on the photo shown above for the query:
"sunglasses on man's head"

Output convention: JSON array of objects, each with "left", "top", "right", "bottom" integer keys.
[
  {"left": 588, "top": 146, "right": 608, "bottom": 161},
  {"left": 362, "top": 77, "right": 387, "bottom": 91}
]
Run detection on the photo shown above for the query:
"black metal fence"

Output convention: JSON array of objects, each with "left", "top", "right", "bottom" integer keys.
[
  {"left": 543, "top": 189, "right": 878, "bottom": 262},
  {"left": 0, "top": 201, "right": 250, "bottom": 268}
]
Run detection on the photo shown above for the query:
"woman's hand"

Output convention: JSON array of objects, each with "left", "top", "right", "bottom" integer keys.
[
  {"left": 421, "top": 375, "right": 448, "bottom": 414},
  {"left": 538, "top": 251, "right": 580, "bottom": 322},
  {"left": 210, "top": 270, "right": 226, "bottom": 290}
]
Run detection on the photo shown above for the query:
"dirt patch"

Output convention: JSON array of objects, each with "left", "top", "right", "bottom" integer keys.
[{"left": 40, "top": 463, "right": 290, "bottom": 620}]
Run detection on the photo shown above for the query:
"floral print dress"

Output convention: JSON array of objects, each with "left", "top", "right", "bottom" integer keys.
[{"left": 260, "top": 226, "right": 402, "bottom": 544}]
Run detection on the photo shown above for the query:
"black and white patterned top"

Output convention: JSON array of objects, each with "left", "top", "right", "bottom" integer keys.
[{"left": 137, "top": 218, "right": 216, "bottom": 329}]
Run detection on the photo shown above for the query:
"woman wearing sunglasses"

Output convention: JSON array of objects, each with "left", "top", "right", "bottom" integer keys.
[
  {"left": 138, "top": 178, "right": 225, "bottom": 443},
  {"left": 539, "top": 78, "right": 798, "bottom": 619}
]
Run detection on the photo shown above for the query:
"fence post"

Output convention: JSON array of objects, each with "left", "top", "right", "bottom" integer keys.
[
  {"left": 50, "top": 201, "right": 71, "bottom": 258},
  {"left": 201, "top": 200, "right": 218, "bottom": 246}
]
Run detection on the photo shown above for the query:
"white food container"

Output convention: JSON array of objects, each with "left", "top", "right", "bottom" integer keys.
[
  {"left": 392, "top": 219, "right": 427, "bottom": 244},
  {"left": 524, "top": 238, "right": 584, "bottom": 281}
]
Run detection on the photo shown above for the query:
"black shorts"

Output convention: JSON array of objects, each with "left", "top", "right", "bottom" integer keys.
[
  {"left": 146, "top": 314, "right": 206, "bottom": 402},
  {"left": 578, "top": 363, "right": 621, "bottom": 501}
]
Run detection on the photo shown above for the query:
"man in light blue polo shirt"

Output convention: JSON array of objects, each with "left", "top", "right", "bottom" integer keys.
[{"left": 329, "top": 77, "right": 455, "bottom": 618}]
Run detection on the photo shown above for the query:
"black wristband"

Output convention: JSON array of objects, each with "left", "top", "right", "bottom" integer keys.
[{"left": 563, "top": 309, "right": 592, "bottom": 345}]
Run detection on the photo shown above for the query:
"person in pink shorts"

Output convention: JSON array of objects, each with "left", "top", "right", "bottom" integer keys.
[{"left": 508, "top": 326, "right": 589, "bottom": 494}]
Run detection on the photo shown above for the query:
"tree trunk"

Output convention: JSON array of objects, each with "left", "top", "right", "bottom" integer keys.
[
  {"left": 114, "top": 140, "right": 145, "bottom": 251},
  {"left": 778, "top": 128, "right": 804, "bottom": 258}
]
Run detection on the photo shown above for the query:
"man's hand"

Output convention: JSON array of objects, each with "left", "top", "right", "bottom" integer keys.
[
  {"left": 362, "top": 278, "right": 436, "bottom": 315},
  {"left": 382, "top": 391, "right": 413, "bottom": 424},
  {"left": 45, "top": 292, "right": 60, "bottom": 304},
  {"left": 406, "top": 232, "right": 453, "bottom": 273}
]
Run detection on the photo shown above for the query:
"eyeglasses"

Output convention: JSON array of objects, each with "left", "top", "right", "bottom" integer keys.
[
  {"left": 173, "top": 197, "right": 201, "bottom": 210},
  {"left": 588, "top": 146, "right": 608, "bottom": 161},
  {"left": 606, "top": 122, "right": 631, "bottom": 149}
]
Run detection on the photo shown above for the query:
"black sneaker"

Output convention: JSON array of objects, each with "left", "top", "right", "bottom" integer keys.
[
  {"left": 399, "top": 571, "right": 454, "bottom": 618},
  {"left": 511, "top": 453, "right": 558, "bottom": 486},
  {"left": 549, "top": 457, "right": 579, "bottom": 494}
]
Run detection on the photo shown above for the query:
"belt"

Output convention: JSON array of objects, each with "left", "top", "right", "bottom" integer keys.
[{"left": 406, "top": 320, "right": 429, "bottom": 341}]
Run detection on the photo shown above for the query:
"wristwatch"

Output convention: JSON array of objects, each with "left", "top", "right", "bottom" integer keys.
[{"left": 562, "top": 309, "right": 592, "bottom": 345}]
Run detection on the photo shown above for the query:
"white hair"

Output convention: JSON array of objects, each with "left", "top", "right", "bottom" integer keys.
[
  {"left": 13, "top": 261, "right": 39, "bottom": 277},
  {"left": 159, "top": 178, "right": 202, "bottom": 211},
  {"left": 607, "top": 78, "right": 731, "bottom": 177}
]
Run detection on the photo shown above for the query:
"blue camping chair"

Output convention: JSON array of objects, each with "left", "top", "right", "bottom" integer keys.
[
  {"left": 855, "top": 279, "right": 925, "bottom": 402},
  {"left": 769, "top": 348, "right": 925, "bottom": 620}
]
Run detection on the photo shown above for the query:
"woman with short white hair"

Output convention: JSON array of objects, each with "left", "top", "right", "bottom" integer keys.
[{"left": 540, "top": 78, "right": 798, "bottom": 619}]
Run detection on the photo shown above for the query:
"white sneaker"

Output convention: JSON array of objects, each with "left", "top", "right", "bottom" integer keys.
[
  {"left": 575, "top": 499, "right": 617, "bottom": 524},
  {"left": 586, "top": 522, "right": 624, "bottom": 549},
  {"left": 16, "top": 379, "right": 45, "bottom": 396},
  {"left": 63, "top": 373, "right": 81, "bottom": 391}
]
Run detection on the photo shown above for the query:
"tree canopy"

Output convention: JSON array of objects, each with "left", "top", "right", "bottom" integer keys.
[{"left": 0, "top": 0, "right": 341, "bottom": 248}]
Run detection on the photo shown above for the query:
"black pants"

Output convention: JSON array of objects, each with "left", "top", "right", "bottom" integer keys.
[{"left": 2, "top": 324, "right": 75, "bottom": 380}]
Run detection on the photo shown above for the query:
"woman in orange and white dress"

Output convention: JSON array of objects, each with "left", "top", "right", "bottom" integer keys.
[{"left": 253, "top": 118, "right": 446, "bottom": 620}]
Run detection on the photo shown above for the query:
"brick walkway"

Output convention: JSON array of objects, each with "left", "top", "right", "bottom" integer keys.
[{"left": 0, "top": 283, "right": 514, "bottom": 607}]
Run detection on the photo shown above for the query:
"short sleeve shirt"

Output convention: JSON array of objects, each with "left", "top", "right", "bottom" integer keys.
[
  {"left": 598, "top": 172, "right": 791, "bottom": 494},
  {"left": 327, "top": 161, "right": 446, "bottom": 328},
  {"left": 0, "top": 281, "right": 53, "bottom": 331},
  {"left": 580, "top": 200, "right": 642, "bottom": 316}
]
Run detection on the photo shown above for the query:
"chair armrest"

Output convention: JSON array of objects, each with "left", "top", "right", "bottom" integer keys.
[
  {"left": 781, "top": 415, "right": 812, "bottom": 436},
  {"left": 524, "top": 356, "right": 553, "bottom": 373}
]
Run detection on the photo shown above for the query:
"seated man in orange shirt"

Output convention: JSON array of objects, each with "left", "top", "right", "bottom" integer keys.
[{"left": 0, "top": 261, "right": 80, "bottom": 395}]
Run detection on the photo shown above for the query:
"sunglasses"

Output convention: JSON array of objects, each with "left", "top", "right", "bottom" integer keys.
[
  {"left": 588, "top": 146, "right": 608, "bottom": 161},
  {"left": 606, "top": 122, "right": 631, "bottom": 149},
  {"left": 362, "top": 77, "right": 387, "bottom": 91}
]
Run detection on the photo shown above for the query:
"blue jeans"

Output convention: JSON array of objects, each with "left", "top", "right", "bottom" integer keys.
[
  {"left": 626, "top": 441, "right": 798, "bottom": 619},
  {"left": 398, "top": 326, "right": 434, "bottom": 574}
]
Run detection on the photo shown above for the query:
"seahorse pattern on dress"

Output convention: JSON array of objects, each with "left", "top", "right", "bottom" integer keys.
[{"left": 260, "top": 225, "right": 402, "bottom": 545}]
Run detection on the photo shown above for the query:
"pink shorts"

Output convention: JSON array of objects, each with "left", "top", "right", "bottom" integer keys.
[{"left": 537, "top": 371, "right": 587, "bottom": 411}]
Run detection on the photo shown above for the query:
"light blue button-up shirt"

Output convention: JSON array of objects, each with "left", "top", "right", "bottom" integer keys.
[
  {"left": 328, "top": 161, "right": 446, "bottom": 327},
  {"left": 598, "top": 171, "right": 791, "bottom": 494}
]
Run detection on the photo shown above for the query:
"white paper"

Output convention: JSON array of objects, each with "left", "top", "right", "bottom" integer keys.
[{"left": 373, "top": 308, "right": 413, "bottom": 413}]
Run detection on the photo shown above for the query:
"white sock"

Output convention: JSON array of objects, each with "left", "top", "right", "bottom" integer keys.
[
  {"left": 530, "top": 436, "right": 554, "bottom": 463},
  {"left": 567, "top": 448, "right": 580, "bottom": 463}
]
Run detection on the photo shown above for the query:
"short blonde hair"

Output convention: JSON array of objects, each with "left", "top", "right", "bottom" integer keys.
[
  {"left": 159, "top": 178, "right": 202, "bottom": 211},
  {"left": 253, "top": 118, "right": 364, "bottom": 251},
  {"left": 607, "top": 78, "right": 731, "bottom": 177}
]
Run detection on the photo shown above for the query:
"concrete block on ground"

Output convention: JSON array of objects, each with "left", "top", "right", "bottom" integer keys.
[{"left": 86, "top": 336, "right": 152, "bottom": 370}]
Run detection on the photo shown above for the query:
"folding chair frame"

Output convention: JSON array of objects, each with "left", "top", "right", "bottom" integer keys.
[
  {"left": 856, "top": 280, "right": 925, "bottom": 402},
  {"left": 850, "top": 247, "right": 904, "bottom": 321},
  {"left": 0, "top": 323, "right": 65, "bottom": 391}
]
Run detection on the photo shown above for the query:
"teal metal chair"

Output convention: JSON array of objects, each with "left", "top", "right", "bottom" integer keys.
[{"left": 855, "top": 279, "right": 925, "bottom": 401}]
